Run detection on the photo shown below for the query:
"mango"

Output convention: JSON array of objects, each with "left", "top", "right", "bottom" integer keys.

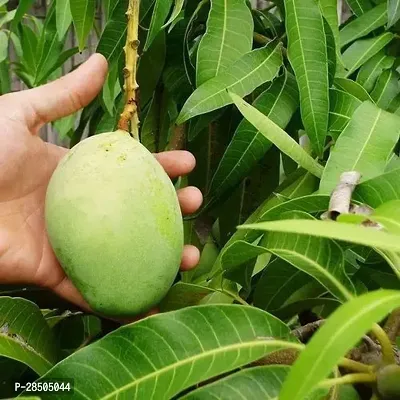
[{"left": 45, "top": 130, "right": 184, "bottom": 317}]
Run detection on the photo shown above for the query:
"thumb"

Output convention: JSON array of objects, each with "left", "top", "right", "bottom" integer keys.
[{"left": 10, "top": 53, "right": 108, "bottom": 132}]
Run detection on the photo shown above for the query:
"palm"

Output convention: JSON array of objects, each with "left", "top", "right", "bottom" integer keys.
[{"left": 0, "top": 119, "right": 68, "bottom": 290}]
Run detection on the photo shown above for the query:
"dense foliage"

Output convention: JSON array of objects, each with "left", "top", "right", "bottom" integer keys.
[{"left": 1, "top": 0, "right": 400, "bottom": 399}]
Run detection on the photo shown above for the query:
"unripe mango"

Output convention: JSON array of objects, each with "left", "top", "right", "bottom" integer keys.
[{"left": 45, "top": 130, "right": 184, "bottom": 317}]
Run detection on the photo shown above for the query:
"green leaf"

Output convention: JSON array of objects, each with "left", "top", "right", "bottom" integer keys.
[
  {"left": 206, "top": 71, "right": 299, "bottom": 207},
  {"left": 20, "top": 24, "right": 38, "bottom": 74},
  {"left": 388, "top": 0, "right": 400, "bottom": 27},
  {"left": 97, "top": 0, "right": 128, "bottom": 65},
  {"left": 0, "top": 9, "right": 15, "bottom": 28},
  {"left": 259, "top": 211, "right": 355, "bottom": 302},
  {"left": 318, "top": 0, "right": 340, "bottom": 58},
  {"left": 334, "top": 77, "right": 373, "bottom": 102},
  {"left": 346, "top": 0, "right": 374, "bottom": 16},
  {"left": 356, "top": 50, "right": 395, "bottom": 92},
  {"left": 370, "top": 200, "right": 400, "bottom": 234},
  {"left": 0, "top": 31, "right": 8, "bottom": 64},
  {"left": 37, "top": 305, "right": 298, "bottom": 400},
  {"left": 138, "top": 30, "right": 166, "bottom": 107},
  {"left": 370, "top": 69, "right": 400, "bottom": 110},
  {"left": 341, "top": 33, "right": 394, "bottom": 78},
  {"left": 229, "top": 92, "right": 324, "bottom": 178},
  {"left": 354, "top": 168, "right": 400, "bottom": 207},
  {"left": 279, "top": 290, "right": 400, "bottom": 400},
  {"left": 181, "top": 365, "right": 327, "bottom": 400},
  {"left": 53, "top": 114, "right": 76, "bottom": 140},
  {"left": 70, "top": 0, "right": 96, "bottom": 51},
  {"left": 56, "top": 0, "right": 72, "bottom": 40},
  {"left": 254, "top": 258, "right": 313, "bottom": 312},
  {"left": 0, "top": 60, "right": 10, "bottom": 95},
  {"left": 285, "top": 0, "right": 330, "bottom": 156},
  {"left": 143, "top": 0, "right": 173, "bottom": 52},
  {"left": 320, "top": 101, "right": 400, "bottom": 194},
  {"left": 239, "top": 219, "right": 400, "bottom": 253},
  {"left": 162, "top": 0, "right": 184, "bottom": 28},
  {"left": 196, "top": 0, "right": 253, "bottom": 87},
  {"left": 339, "top": 3, "right": 387, "bottom": 48},
  {"left": 329, "top": 88, "right": 362, "bottom": 139},
  {"left": 10, "top": 0, "right": 34, "bottom": 31},
  {"left": 177, "top": 42, "right": 283, "bottom": 124},
  {"left": 0, "top": 297, "right": 58, "bottom": 376}
]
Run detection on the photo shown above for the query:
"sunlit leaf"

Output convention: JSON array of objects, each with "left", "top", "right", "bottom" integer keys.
[
  {"left": 196, "top": 0, "right": 253, "bottom": 87},
  {"left": 229, "top": 93, "right": 324, "bottom": 178},
  {"left": 388, "top": 0, "right": 400, "bottom": 27},
  {"left": 279, "top": 290, "right": 400, "bottom": 400},
  {"left": 370, "top": 69, "right": 400, "bottom": 110},
  {"left": 339, "top": 3, "right": 387, "bottom": 48},
  {"left": 239, "top": 219, "right": 400, "bottom": 253},
  {"left": 320, "top": 101, "right": 400, "bottom": 194},
  {"left": 285, "top": 0, "right": 330, "bottom": 156},
  {"left": 56, "top": 0, "right": 72, "bottom": 40},
  {"left": 70, "top": 0, "right": 96, "bottom": 51},
  {"left": 334, "top": 77, "right": 373, "bottom": 102},
  {"left": 177, "top": 42, "right": 283, "bottom": 124},
  {"left": 36, "top": 305, "right": 298, "bottom": 400},
  {"left": 341, "top": 33, "right": 394, "bottom": 78},
  {"left": 0, "top": 31, "right": 8, "bottom": 64}
]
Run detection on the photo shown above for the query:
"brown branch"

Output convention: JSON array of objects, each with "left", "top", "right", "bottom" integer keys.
[{"left": 118, "top": 0, "right": 140, "bottom": 140}]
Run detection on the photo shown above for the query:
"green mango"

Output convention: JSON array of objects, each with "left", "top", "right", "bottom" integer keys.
[{"left": 45, "top": 130, "right": 184, "bottom": 317}]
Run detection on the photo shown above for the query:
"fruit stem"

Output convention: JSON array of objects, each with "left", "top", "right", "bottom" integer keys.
[
  {"left": 371, "top": 323, "right": 396, "bottom": 365},
  {"left": 317, "top": 373, "right": 376, "bottom": 389},
  {"left": 118, "top": 0, "right": 140, "bottom": 141}
]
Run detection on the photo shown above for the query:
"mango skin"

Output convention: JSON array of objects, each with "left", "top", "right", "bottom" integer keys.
[{"left": 45, "top": 130, "right": 183, "bottom": 317}]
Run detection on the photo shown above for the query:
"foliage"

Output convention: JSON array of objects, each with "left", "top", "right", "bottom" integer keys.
[{"left": 1, "top": 0, "right": 400, "bottom": 399}]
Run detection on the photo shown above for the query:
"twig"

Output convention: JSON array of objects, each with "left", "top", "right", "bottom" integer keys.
[
  {"left": 318, "top": 373, "right": 376, "bottom": 389},
  {"left": 371, "top": 323, "right": 396, "bottom": 365},
  {"left": 291, "top": 320, "right": 325, "bottom": 343},
  {"left": 326, "top": 171, "right": 361, "bottom": 220},
  {"left": 384, "top": 308, "right": 400, "bottom": 342},
  {"left": 118, "top": 0, "right": 140, "bottom": 141}
]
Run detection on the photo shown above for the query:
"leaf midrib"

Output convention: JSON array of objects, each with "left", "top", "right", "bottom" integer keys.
[{"left": 100, "top": 340, "right": 301, "bottom": 399}]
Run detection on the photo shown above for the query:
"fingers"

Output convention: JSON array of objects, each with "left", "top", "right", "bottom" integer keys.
[
  {"left": 177, "top": 186, "right": 203, "bottom": 215},
  {"left": 7, "top": 54, "right": 108, "bottom": 132},
  {"left": 155, "top": 151, "right": 196, "bottom": 179},
  {"left": 180, "top": 245, "right": 201, "bottom": 271}
]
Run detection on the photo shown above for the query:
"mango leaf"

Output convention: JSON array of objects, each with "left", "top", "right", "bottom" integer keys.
[
  {"left": 341, "top": 33, "right": 394, "bottom": 78},
  {"left": 206, "top": 71, "right": 299, "bottom": 207},
  {"left": 97, "top": 0, "right": 129, "bottom": 65},
  {"left": 239, "top": 219, "right": 400, "bottom": 253},
  {"left": 20, "top": 24, "right": 38, "bottom": 75},
  {"left": 70, "top": 0, "right": 95, "bottom": 51},
  {"left": 9, "top": 0, "right": 34, "bottom": 31},
  {"left": 320, "top": 101, "right": 400, "bottom": 194},
  {"left": 369, "top": 200, "right": 400, "bottom": 234},
  {"left": 339, "top": 3, "right": 387, "bottom": 48},
  {"left": 229, "top": 93, "right": 324, "bottom": 178},
  {"left": 196, "top": 0, "right": 253, "bottom": 87},
  {"left": 254, "top": 258, "right": 313, "bottom": 312},
  {"left": 279, "top": 290, "right": 400, "bottom": 400},
  {"left": 36, "top": 305, "right": 299, "bottom": 400},
  {"left": 177, "top": 42, "right": 283, "bottom": 124},
  {"left": 181, "top": 365, "right": 327, "bottom": 400},
  {"left": 345, "top": 0, "right": 373, "bottom": 16},
  {"left": 356, "top": 51, "right": 395, "bottom": 92},
  {"left": 162, "top": 0, "right": 184, "bottom": 28},
  {"left": 318, "top": 0, "right": 340, "bottom": 58},
  {"left": 388, "top": 0, "right": 400, "bottom": 27},
  {"left": 354, "top": 168, "right": 400, "bottom": 207},
  {"left": 137, "top": 30, "right": 166, "bottom": 107},
  {"left": 370, "top": 69, "right": 400, "bottom": 110},
  {"left": 285, "top": 0, "right": 329, "bottom": 156},
  {"left": 260, "top": 211, "right": 355, "bottom": 302},
  {"left": 0, "top": 31, "right": 8, "bottom": 64},
  {"left": 0, "top": 297, "right": 58, "bottom": 376},
  {"left": 56, "top": 0, "right": 72, "bottom": 40},
  {"left": 143, "top": 0, "right": 173, "bottom": 51},
  {"left": 334, "top": 77, "right": 373, "bottom": 102},
  {"left": 329, "top": 88, "right": 362, "bottom": 139}
]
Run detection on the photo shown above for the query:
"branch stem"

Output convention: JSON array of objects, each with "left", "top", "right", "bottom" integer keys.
[
  {"left": 318, "top": 373, "right": 376, "bottom": 389},
  {"left": 118, "top": 0, "right": 140, "bottom": 140}
]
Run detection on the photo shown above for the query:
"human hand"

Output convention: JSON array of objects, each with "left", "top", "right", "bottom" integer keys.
[{"left": 0, "top": 54, "right": 203, "bottom": 312}]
